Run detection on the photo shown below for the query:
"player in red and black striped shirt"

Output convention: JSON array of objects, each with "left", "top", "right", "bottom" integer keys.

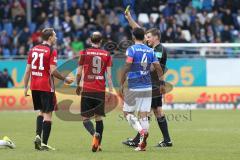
[
  {"left": 76, "top": 31, "right": 113, "bottom": 152},
  {"left": 23, "top": 28, "right": 73, "bottom": 151}
]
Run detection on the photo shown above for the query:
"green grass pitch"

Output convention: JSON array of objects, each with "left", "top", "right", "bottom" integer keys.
[{"left": 0, "top": 110, "right": 240, "bottom": 160}]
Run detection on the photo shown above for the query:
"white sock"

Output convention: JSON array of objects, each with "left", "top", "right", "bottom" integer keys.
[
  {"left": 139, "top": 117, "right": 149, "bottom": 133},
  {"left": 126, "top": 114, "right": 143, "bottom": 132},
  {"left": 0, "top": 140, "right": 8, "bottom": 148}
]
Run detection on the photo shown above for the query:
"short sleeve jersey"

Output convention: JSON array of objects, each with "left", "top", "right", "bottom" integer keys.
[
  {"left": 27, "top": 44, "right": 57, "bottom": 92},
  {"left": 79, "top": 48, "right": 112, "bottom": 92},
  {"left": 126, "top": 44, "right": 158, "bottom": 89}
]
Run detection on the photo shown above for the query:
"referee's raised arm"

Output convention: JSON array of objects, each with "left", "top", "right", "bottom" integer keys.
[{"left": 124, "top": 6, "right": 141, "bottom": 29}]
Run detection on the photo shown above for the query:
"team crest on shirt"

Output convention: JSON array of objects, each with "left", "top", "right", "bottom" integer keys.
[{"left": 155, "top": 52, "right": 162, "bottom": 58}]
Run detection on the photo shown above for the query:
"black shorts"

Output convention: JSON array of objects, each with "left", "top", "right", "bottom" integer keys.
[
  {"left": 31, "top": 90, "right": 56, "bottom": 113},
  {"left": 151, "top": 86, "right": 162, "bottom": 108},
  {"left": 81, "top": 92, "right": 105, "bottom": 117}
]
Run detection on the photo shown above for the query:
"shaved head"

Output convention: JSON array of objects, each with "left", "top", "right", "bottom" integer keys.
[{"left": 91, "top": 31, "right": 103, "bottom": 44}]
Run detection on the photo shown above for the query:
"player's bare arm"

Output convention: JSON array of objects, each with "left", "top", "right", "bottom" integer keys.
[
  {"left": 119, "top": 62, "right": 132, "bottom": 98},
  {"left": 76, "top": 65, "right": 83, "bottom": 95},
  {"left": 125, "top": 6, "right": 141, "bottom": 29},
  {"left": 106, "top": 66, "right": 113, "bottom": 101},
  {"left": 120, "top": 62, "right": 132, "bottom": 87},
  {"left": 50, "top": 65, "right": 73, "bottom": 84},
  {"left": 23, "top": 64, "right": 31, "bottom": 96},
  {"left": 106, "top": 67, "right": 113, "bottom": 92}
]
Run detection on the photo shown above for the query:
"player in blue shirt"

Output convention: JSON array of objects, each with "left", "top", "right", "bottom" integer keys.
[
  {"left": 123, "top": 8, "right": 172, "bottom": 148},
  {"left": 120, "top": 28, "right": 164, "bottom": 151}
]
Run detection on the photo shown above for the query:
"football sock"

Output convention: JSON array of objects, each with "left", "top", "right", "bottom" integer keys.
[
  {"left": 126, "top": 114, "right": 143, "bottom": 132},
  {"left": 42, "top": 121, "right": 52, "bottom": 145},
  {"left": 139, "top": 117, "right": 149, "bottom": 133},
  {"left": 132, "top": 116, "right": 151, "bottom": 143},
  {"left": 132, "top": 133, "right": 140, "bottom": 144},
  {"left": 96, "top": 120, "right": 104, "bottom": 145},
  {"left": 0, "top": 140, "right": 8, "bottom": 146},
  {"left": 36, "top": 115, "right": 43, "bottom": 137},
  {"left": 83, "top": 120, "right": 95, "bottom": 136},
  {"left": 157, "top": 116, "right": 171, "bottom": 142}
]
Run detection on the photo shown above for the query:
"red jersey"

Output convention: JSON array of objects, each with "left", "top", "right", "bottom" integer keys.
[
  {"left": 79, "top": 48, "right": 112, "bottom": 92},
  {"left": 27, "top": 44, "right": 57, "bottom": 92}
]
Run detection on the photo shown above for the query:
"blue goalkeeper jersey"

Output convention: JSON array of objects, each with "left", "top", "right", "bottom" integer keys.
[{"left": 126, "top": 44, "right": 158, "bottom": 89}]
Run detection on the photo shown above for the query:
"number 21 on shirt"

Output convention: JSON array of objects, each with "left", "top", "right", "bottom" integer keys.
[{"left": 32, "top": 52, "right": 45, "bottom": 70}]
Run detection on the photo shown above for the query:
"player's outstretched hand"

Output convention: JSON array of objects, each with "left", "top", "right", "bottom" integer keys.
[
  {"left": 105, "top": 87, "right": 113, "bottom": 102},
  {"left": 64, "top": 76, "right": 74, "bottom": 84},
  {"left": 76, "top": 86, "right": 82, "bottom": 96},
  {"left": 106, "top": 92, "right": 112, "bottom": 102},
  {"left": 24, "top": 87, "right": 30, "bottom": 97}
]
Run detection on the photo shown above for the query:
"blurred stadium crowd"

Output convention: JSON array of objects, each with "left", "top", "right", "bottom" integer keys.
[{"left": 0, "top": 0, "right": 240, "bottom": 58}]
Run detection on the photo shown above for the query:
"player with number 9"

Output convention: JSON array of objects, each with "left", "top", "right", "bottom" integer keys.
[{"left": 76, "top": 31, "right": 113, "bottom": 152}]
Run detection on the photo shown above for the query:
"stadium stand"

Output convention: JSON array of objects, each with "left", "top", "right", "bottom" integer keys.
[{"left": 0, "top": 0, "right": 240, "bottom": 58}]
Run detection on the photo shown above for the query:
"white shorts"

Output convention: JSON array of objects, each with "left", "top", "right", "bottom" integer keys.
[{"left": 123, "top": 88, "right": 152, "bottom": 113}]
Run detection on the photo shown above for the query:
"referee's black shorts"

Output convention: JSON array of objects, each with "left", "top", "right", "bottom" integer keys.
[
  {"left": 81, "top": 92, "right": 105, "bottom": 118},
  {"left": 151, "top": 86, "right": 163, "bottom": 108},
  {"left": 31, "top": 90, "right": 56, "bottom": 113}
]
